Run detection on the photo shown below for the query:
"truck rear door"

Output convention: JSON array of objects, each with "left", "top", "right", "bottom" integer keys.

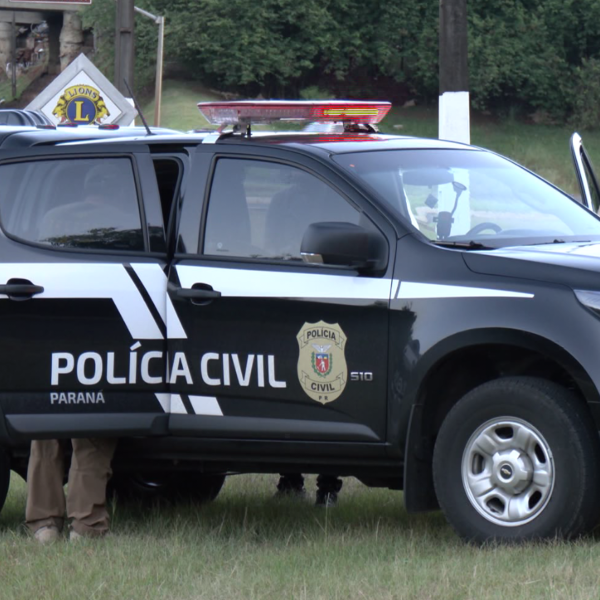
[{"left": 0, "top": 144, "right": 170, "bottom": 440}]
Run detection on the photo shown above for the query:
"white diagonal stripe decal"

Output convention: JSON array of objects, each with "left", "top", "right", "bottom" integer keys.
[
  {"left": 189, "top": 395, "right": 222, "bottom": 416},
  {"left": 396, "top": 282, "right": 533, "bottom": 299},
  {"left": 170, "top": 394, "right": 187, "bottom": 414},
  {"left": 154, "top": 393, "right": 170, "bottom": 413},
  {"left": 131, "top": 263, "right": 187, "bottom": 339}
]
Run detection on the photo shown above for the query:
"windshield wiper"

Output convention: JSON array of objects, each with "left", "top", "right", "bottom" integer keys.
[
  {"left": 432, "top": 240, "right": 493, "bottom": 250},
  {"left": 525, "top": 239, "right": 591, "bottom": 246}
]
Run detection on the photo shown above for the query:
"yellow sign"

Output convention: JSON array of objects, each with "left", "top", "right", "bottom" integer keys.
[
  {"left": 52, "top": 84, "right": 110, "bottom": 124},
  {"left": 296, "top": 321, "right": 348, "bottom": 404}
]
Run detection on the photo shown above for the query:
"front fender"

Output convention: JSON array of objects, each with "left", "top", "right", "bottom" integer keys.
[{"left": 402, "top": 329, "right": 600, "bottom": 513}]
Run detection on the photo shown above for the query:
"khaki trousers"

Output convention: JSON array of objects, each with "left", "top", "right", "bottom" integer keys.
[{"left": 26, "top": 438, "right": 117, "bottom": 536}]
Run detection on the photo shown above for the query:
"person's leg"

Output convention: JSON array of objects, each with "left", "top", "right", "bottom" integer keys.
[
  {"left": 276, "top": 473, "right": 306, "bottom": 497},
  {"left": 315, "top": 474, "right": 343, "bottom": 507},
  {"left": 26, "top": 439, "right": 66, "bottom": 537},
  {"left": 67, "top": 438, "right": 117, "bottom": 537}
]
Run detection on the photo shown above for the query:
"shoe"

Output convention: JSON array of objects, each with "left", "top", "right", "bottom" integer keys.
[
  {"left": 274, "top": 485, "right": 307, "bottom": 500},
  {"left": 70, "top": 528, "right": 110, "bottom": 541},
  {"left": 69, "top": 530, "right": 83, "bottom": 542},
  {"left": 33, "top": 526, "right": 60, "bottom": 544},
  {"left": 275, "top": 476, "right": 307, "bottom": 500},
  {"left": 315, "top": 490, "right": 337, "bottom": 508}
]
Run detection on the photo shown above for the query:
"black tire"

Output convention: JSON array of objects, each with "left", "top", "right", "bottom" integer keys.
[
  {"left": 0, "top": 449, "right": 9, "bottom": 513},
  {"left": 433, "top": 377, "right": 600, "bottom": 543},
  {"left": 110, "top": 472, "right": 226, "bottom": 505}
]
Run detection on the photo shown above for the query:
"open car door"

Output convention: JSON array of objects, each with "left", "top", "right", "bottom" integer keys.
[{"left": 570, "top": 132, "right": 600, "bottom": 213}]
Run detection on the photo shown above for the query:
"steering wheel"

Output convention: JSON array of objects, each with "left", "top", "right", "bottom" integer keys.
[{"left": 465, "top": 222, "right": 502, "bottom": 236}]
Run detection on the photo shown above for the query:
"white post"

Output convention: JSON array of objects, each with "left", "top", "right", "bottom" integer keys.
[
  {"left": 439, "top": 0, "right": 470, "bottom": 144},
  {"left": 439, "top": 91, "right": 470, "bottom": 144}
]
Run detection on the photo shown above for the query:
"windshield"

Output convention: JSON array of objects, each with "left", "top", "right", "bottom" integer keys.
[{"left": 333, "top": 149, "right": 600, "bottom": 247}]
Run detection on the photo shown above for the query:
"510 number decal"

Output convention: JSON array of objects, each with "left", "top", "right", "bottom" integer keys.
[{"left": 350, "top": 371, "right": 373, "bottom": 382}]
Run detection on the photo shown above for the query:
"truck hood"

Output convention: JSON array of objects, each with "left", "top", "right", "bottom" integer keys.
[{"left": 464, "top": 241, "right": 600, "bottom": 290}]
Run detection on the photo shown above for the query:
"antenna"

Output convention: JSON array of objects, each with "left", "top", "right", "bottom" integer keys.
[{"left": 123, "top": 79, "right": 153, "bottom": 136}]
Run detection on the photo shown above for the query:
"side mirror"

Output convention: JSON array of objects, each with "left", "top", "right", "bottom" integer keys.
[{"left": 300, "top": 222, "right": 387, "bottom": 273}]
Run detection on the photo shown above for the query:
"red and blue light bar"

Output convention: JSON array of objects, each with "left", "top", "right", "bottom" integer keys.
[{"left": 197, "top": 100, "right": 391, "bottom": 126}]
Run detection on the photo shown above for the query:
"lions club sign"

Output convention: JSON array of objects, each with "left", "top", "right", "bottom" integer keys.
[
  {"left": 52, "top": 84, "right": 110, "bottom": 124},
  {"left": 27, "top": 54, "right": 136, "bottom": 126}
]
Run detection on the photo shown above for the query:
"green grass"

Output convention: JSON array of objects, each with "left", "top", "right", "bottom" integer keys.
[
  {"left": 142, "top": 79, "right": 223, "bottom": 131},
  {"left": 4, "top": 473, "right": 600, "bottom": 600},
  {"left": 145, "top": 81, "right": 600, "bottom": 198}
]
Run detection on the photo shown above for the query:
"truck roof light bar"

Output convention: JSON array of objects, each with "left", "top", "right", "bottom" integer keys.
[{"left": 197, "top": 100, "right": 391, "bottom": 127}]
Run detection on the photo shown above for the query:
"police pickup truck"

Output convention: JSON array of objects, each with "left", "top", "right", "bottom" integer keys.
[{"left": 1, "top": 102, "right": 600, "bottom": 543}]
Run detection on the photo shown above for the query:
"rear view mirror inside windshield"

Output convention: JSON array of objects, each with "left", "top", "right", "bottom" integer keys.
[{"left": 402, "top": 168, "right": 454, "bottom": 187}]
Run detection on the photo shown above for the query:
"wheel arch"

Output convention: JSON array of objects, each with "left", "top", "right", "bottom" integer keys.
[{"left": 403, "top": 328, "right": 599, "bottom": 513}]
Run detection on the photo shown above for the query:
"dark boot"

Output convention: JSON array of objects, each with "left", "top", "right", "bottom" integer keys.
[
  {"left": 275, "top": 473, "right": 306, "bottom": 499},
  {"left": 315, "top": 475, "right": 342, "bottom": 507}
]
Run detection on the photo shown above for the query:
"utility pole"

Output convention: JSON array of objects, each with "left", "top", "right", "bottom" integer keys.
[
  {"left": 115, "top": 0, "right": 135, "bottom": 94},
  {"left": 439, "top": 0, "right": 469, "bottom": 143}
]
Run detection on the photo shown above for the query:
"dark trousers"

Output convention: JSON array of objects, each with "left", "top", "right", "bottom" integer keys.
[{"left": 278, "top": 473, "right": 342, "bottom": 493}]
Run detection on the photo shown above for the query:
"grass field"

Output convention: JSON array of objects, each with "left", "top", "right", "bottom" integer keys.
[
  {"left": 142, "top": 79, "right": 600, "bottom": 198},
  {"left": 4, "top": 473, "right": 600, "bottom": 600}
]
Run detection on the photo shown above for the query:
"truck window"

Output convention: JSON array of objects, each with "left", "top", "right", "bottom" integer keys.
[
  {"left": 203, "top": 158, "right": 360, "bottom": 261},
  {"left": 0, "top": 157, "right": 144, "bottom": 252}
]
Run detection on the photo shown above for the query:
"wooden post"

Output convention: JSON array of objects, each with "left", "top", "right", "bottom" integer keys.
[
  {"left": 439, "top": 0, "right": 470, "bottom": 143},
  {"left": 115, "top": 0, "right": 135, "bottom": 94},
  {"left": 10, "top": 12, "right": 16, "bottom": 99},
  {"left": 46, "top": 14, "right": 62, "bottom": 75}
]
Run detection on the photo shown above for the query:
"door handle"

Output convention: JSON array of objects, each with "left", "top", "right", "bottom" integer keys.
[
  {"left": 176, "top": 284, "right": 221, "bottom": 300},
  {"left": 0, "top": 278, "right": 44, "bottom": 300}
]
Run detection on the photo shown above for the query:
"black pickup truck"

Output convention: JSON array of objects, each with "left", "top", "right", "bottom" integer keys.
[{"left": 1, "top": 107, "right": 600, "bottom": 543}]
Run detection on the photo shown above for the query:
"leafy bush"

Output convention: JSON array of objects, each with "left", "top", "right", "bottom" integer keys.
[
  {"left": 81, "top": 0, "right": 600, "bottom": 121},
  {"left": 81, "top": 0, "right": 163, "bottom": 94},
  {"left": 570, "top": 58, "right": 600, "bottom": 131},
  {"left": 299, "top": 86, "right": 330, "bottom": 100}
]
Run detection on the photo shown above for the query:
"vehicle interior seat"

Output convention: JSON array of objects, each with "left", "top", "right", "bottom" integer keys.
[{"left": 264, "top": 174, "right": 360, "bottom": 260}]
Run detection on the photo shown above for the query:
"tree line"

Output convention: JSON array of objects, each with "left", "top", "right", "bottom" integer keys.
[{"left": 83, "top": 0, "right": 600, "bottom": 127}]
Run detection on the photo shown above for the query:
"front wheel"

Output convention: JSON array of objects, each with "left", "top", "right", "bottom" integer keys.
[{"left": 433, "top": 377, "right": 600, "bottom": 543}]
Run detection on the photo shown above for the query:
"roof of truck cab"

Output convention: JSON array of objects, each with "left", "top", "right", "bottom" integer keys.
[
  {"left": 56, "top": 130, "right": 475, "bottom": 155},
  {"left": 0, "top": 125, "right": 180, "bottom": 149}
]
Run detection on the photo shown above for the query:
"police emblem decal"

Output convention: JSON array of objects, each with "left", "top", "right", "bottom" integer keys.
[
  {"left": 297, "top": 321, "right": 347, "bottom": 404},
  {"left": 52, "top": 84, "right": 110, "bottom": 124}
]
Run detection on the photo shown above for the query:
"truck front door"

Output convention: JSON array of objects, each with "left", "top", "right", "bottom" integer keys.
[
  {"left": 571, "top": 132, "right": 600, "bottom": 213},
  {"left": 167, "top": 147, "right": 395, "bottom": 455}
]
